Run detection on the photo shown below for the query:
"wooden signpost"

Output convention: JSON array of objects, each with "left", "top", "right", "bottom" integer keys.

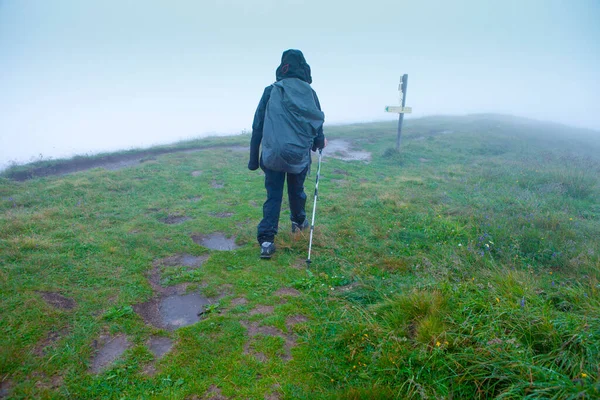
[{"left": 385, "top": 74, "right": 411, "bottom": 150}]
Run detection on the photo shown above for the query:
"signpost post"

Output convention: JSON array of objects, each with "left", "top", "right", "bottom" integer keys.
[{"left": 385, "top": 74, "right": 411, "bottom": 150}]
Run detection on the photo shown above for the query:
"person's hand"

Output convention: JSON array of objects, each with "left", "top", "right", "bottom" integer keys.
[
  {"left": 248, "top": 161, "right": 259, "bottom": 171},
  {"left": 322, "top": 138, "right": 328, "bottom": 149}
]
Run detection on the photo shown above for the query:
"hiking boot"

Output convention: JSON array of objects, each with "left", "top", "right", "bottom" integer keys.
[
  {"left": 260, "top": 242, "right": 276, "bottom": 259},
  {"left": 292, "top": 219, "right": 310, "bottom": 233}
]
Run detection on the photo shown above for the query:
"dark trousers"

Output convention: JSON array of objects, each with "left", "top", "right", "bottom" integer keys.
[{"left": 257, "top": 166, "right": 308, "bottom": 244}]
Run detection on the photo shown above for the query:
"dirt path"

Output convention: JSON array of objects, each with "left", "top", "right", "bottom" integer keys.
[{"left": 4, "top": 144, "right": 250, "bottom": 181}]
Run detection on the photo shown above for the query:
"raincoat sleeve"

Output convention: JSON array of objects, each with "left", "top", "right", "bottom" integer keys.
[
  {"left": 248, "top": 86, "right": 273, "bottom": 170},
  {"left": 311, "top": 89, "right": 325, "bottom": 151}
]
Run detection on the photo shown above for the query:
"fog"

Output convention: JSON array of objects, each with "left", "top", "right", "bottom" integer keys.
[{"left": 1, "top": 0, "right": 599, "bottom": 169}]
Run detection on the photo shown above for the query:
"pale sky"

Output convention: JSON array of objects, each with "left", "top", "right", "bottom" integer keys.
[{"left": 1, "top": 0, "right": 599, "bottom": 168}]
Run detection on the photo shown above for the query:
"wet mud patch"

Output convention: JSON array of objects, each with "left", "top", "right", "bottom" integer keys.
[
  {"left": 39, "top": 292, "right": 76, "bottom": 310},
  {"left": 285, "top": 315, "right": 308, "bottom": 330},
  {"left": 211, "top": 180, "right": 224, "bottom": 189},
  {"left": 148, "top": 336, "right": 173, "bottom": 359},
  {"left": 192, "top": 233, "right": 240, "bottom": 251},
  {"left": 332, "top": 169, "right": 349, "bottom": 175},
  {"left": 135, "top": 259, "right": 216, "bottom": 330},
  {"left": 291, "top": 260, "right": 309, "bottom": 270},
  {"left": 249, "top": 305, "right": 274, "bottom": 316},
  {"left": 223, "top": 297, "right": 248, "bottom": 313},
  {"left": 160, "top": 215, "right": 192, "bottom": 225},
  {"left": 265, "top": 387, "right": 282, "bottom": 400},
  {"left": 31, "top": 373, "right": 63, "bottom": 391},
  {"left": 191, "top": 170, "right": 203, "bottom": 177},
  {"left": 102, "top": 159, "right": 141, "bottom": 171},
  {"left": 223, "top": 146, "right": 249, "bottom": 153},
  {"left": 201, "top": 384, "right": 230, "bottom": 400},
  {"left": 0, "top": 380, "right": 12, "bottom": 399},
  {"left": 230, "top": 297, "right": 248, "bottom": 306},
  {"left": 34, "top": 327, "right": 69, "bottom": 356},
  {"left": 240, "top": 321, "right": 297, "bottom": 362},
  {"left": 90, "top": 334, "right": 131, "bottom": 373},
  {"left": 324, "top": 140, "right": 371, "bottom": 162},
  {"left": 209, "top": 212, "right": 234, "bottom": 218},
  {"left": 274, "top": 287, "right": 301, "bottom": 298},
  {"left": 329, "top": 178, "right": 347, "bottom": 186},
  {"left": 158, "top": 254, "right": 209, "bottom": 268}
]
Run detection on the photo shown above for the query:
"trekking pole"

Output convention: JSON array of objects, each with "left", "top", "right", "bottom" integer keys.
[{"left": 306, "top": 149, "right": 323, "bottom": 266}]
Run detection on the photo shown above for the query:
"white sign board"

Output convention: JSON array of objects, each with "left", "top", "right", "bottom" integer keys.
[{"left": 385, "top": 106, "right": 412, "bottom": 114}]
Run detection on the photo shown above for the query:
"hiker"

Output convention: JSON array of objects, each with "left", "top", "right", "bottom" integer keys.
[{"left": 248, "top": 49, "right": 327, "bottom": 259}]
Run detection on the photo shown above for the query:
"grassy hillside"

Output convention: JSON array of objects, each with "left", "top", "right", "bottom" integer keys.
[{"left": 1, "top": 115, "right": 599, "bottom": 399}]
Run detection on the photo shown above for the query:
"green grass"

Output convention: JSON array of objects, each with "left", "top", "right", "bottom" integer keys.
[{"left": 1, "top": 115, "right": 599, "bottom": 399}]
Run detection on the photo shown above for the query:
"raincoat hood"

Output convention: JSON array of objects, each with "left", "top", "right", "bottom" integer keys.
[{"left": 275, "top": 49, "right": 312, "bottom": 84}]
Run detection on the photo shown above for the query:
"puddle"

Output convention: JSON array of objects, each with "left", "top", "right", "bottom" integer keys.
[
  {"left": 211, "top": 180, "right": 224, "bottom": 189},
  {"left": 192, "top": 233, "right": 239, "bottom": 251},
  {"left": 160, "top": 215, "right": 192, "bottom": 225},
  {"left": 324, "top": 140, "right": 371, "bottom": 162},
  {"left": 39, "top": 292, "right": 76, "bottom": 310},
  {"left": 160, "top": 293, "right": 211, "bottom": 328},
  {"left": 90, "top": 335, "right": 131, "bottom": 373},
  {"left": 148, "top": 336, "right": 173, "bottom": 359},
  {"left": 135, "top": 258, "right": 217, "bottom": 330},
  {"left": 135, "top": 291, "right": 212, "bottom": 330}
]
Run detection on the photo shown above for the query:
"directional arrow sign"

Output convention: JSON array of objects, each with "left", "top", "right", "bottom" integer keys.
[{"left": 385, "top": 106, "right": 412, "bottom": 114}]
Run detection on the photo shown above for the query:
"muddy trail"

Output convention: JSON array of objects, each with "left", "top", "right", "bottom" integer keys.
[
  {"left": 2, "top": 144, "right": 249, "bottom": 182},
  {"left": 3, "top": 137, "right": 378, "bottom": 182}
]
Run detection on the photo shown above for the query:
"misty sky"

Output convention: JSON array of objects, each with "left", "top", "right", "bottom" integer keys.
[{"left": 1, "top": 0, "right": 599, "bottom": 168}]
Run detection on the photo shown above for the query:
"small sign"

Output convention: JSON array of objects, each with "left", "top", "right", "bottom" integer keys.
[{"left": 385, "top": 106, "right": 412, "bottom": 114}]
